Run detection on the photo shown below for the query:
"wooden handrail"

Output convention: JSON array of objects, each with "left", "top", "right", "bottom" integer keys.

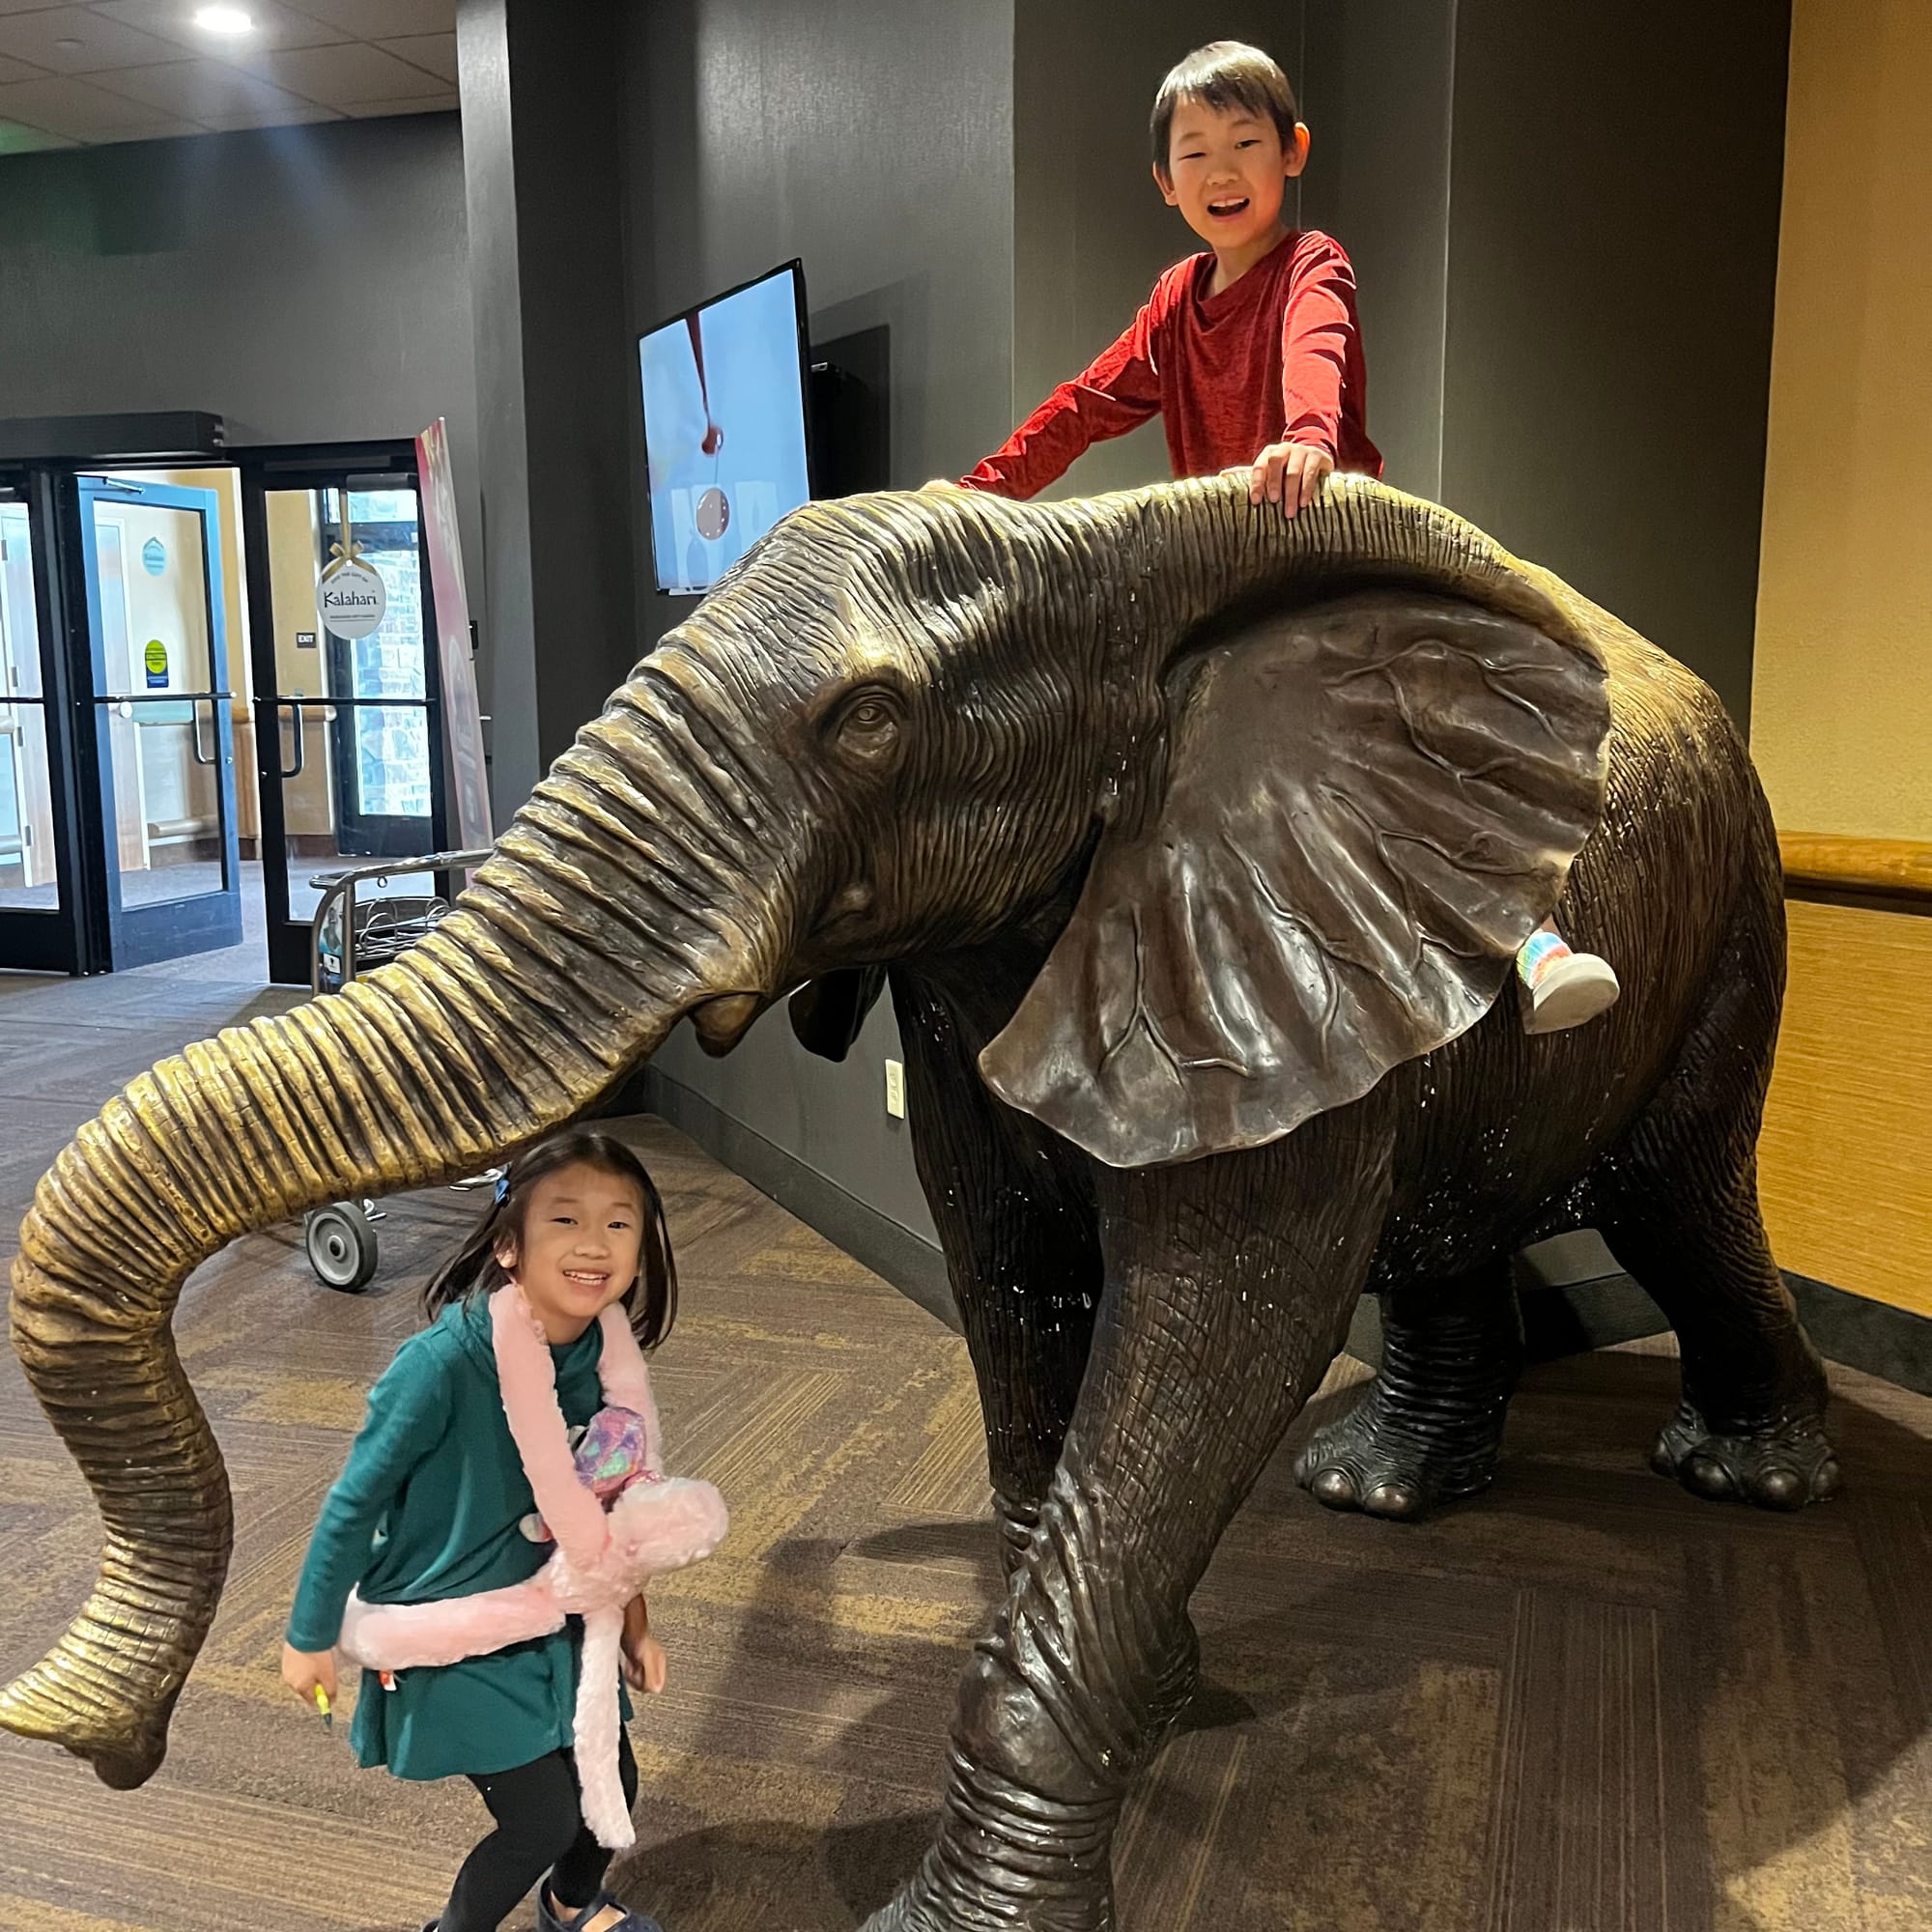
[{"left": 1779, "top": 832, "right": 1932, "bottom": 903}]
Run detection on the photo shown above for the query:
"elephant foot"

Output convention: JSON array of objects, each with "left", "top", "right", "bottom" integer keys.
[
  {"left": 1294, "top": 1379, "right": 1503, "bottom": 1521},
  {"left": 1650, "top": 1401, "right": 1840, "bottom": 1510},
  {"left": 866, "top": 1847, "right": 1121, "bottom": 1932}
]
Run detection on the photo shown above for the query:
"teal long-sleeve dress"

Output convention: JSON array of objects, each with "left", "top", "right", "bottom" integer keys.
[{"left": 287, "top": 1293, "right": 621, "bottom": 1780}]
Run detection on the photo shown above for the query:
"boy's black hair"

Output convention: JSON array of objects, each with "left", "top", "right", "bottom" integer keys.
[
  {"left": 421, "top": 1127, "right": 678, "bottom": 1349},
  {"left": 1151, "top": 41, "right": 1300, "bottom": 175}
]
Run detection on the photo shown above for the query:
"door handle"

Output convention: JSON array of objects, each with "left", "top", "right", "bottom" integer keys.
[
  {"left": 279, "top": 699, "right": 307, "bottom": 780},
  {"left": 190, "top": 697, "right": 216, "bottom": 767}
]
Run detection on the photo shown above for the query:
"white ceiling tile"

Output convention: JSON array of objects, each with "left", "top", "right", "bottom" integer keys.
[
  {"left": 377, "top": 32, "right": 454, "bottom": 86},
  {"left": 0, "top": 0, "right": 85, "bottom": 13},
  {"left": 0, "top": 6, "right": 189, "bottom": 73},
  {"left": 88, "top": 2, "right": 356, "bottom": 55},
  {"left": 0, "top": 50, "right": 46, "bottom": 82},
  {"left": 226, "top": 39, "right": 445, "bottom": 105},
  {"left": 344, "top": 91, "right": 455, "bottom": 119},
  {"left": 0, "top": 117, "right": 78, "bottom": 151},
  {"left": 281, "top": 0, "right": 453, "bottom": 35},
  {"left": 87, "top": 54, "right": 318, "bottom": 121},
  {"left": 0, "top": 71, "right": 205, "bottom": 135}
]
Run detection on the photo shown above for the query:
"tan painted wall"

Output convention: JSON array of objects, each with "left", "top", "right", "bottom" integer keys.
[
  {"left": 1752, "top": 3, "right": 1932, "bottom": 1317},
  {"left": 1750, "top": 0, "right": 1932, "bottom": 838}
]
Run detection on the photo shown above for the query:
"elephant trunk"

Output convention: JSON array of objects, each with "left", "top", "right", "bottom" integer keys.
[{"left": 2, "top": 666, "right": 795, "bottom": 1786}]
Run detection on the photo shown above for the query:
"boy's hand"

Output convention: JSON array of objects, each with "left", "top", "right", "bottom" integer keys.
[
  {"left": 621, "top": 1597, "right": 667, "bottom": 1693},
  {"left": 919, "top": 477, "right": 968, "bottom": 494},
  {"left": 1249, "top": 441, "right": 1333, "bottom": 517},
  {"left": 281, "top": 1641, "right": 338, "bottom": 1710}
]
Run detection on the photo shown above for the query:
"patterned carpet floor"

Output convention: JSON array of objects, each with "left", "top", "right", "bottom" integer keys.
[{"left": 0, "top": 966, "right": 1928, "bottom": 1931}]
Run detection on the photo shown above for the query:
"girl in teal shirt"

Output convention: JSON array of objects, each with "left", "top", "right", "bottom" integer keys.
[{"left": 282, "top": 1129, "right": 679, "bottom": 1932}]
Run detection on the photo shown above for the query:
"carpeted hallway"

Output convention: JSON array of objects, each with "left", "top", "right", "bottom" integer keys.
[{"left": 1, "top": 965, "right": 1928, "bottom": 1931}]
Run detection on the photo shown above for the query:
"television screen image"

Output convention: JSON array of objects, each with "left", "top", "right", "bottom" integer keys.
[{"left": 639, "top": 262, "right": 812, "bottom": 595}]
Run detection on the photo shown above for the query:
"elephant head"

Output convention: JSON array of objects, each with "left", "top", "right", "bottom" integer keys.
[{"left": 2, "top": 472, "right": 1608, "bottom": 1786}]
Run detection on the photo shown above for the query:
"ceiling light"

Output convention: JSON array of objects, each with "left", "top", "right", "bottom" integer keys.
[{"left": 193, "top": 6, "right": 255, "bottom": 34}]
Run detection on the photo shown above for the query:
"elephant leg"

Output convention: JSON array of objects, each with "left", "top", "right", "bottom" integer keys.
[
  {"left": 1600, "top": 1153, "right": 1837, "bottom": 1509},
  {"left": 1294, "top": 1256, "right": 1523, "bottom": 1520},
  {"left": 866, "top": 1103, "right": 1390, "bottom": 1932},
  {"left": 1594, "top": 913, "right": 1836, "bottom": 1510},
  {"left": 893, "top": 972, "right": 1103, "bottom": 1574}
]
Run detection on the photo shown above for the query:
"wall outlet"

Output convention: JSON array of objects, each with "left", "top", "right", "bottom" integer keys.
[{"left": 884, "top": 1058, "right": 906, "bottom": 1119}]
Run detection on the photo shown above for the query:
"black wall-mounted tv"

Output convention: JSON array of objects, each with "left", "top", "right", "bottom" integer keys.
[{"left": 639, "top": 259, "right": 813, "bottom": 596}]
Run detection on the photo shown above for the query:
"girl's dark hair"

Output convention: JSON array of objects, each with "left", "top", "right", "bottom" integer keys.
[
  {"left": 1151, "top": 41, "right": 1300, "bottom": 174},
  {"left": 422, "top": 1128, "right": 678, "bottom": 1349}
]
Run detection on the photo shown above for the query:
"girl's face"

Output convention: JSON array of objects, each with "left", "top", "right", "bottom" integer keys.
[{"left": 496, "top": 1161, "right": 647, "bottom": 1343}]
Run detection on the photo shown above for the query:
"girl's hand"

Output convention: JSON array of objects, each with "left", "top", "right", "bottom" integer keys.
[
  {"left": 622, "top": 1630, "right": 668, "bottom": 1694},
  {"left": 281, "top": 1641, "right": 338, "bottom": 1710},
  {"left": 620, "top": 1596, "right": 667, "bottom": 1693},
  {"left": 1249, "top": 440, "right": 1333, "bottom": 517}
]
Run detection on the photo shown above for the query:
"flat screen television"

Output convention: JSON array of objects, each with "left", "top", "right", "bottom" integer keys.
[{"left": 639, "top": 260, "right": 813, "bottom": 595}]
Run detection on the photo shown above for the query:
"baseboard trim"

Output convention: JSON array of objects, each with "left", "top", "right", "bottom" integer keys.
[
  {"left": 1349, "top": 1270, "right": 1931, "bottom": 1396},
  {"left": 630, "top": 1071, "right": 1931, "bottom": 1397}
]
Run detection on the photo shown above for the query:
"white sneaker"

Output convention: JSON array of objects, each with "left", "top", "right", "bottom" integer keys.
[{"left": 1522, "top": 950, "right": 1622, "bottom": 1035}]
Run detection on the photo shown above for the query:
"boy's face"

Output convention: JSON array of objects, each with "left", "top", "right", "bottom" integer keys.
[{"left": 1156, "top": 98, "right": 1309, "bottom": 255}]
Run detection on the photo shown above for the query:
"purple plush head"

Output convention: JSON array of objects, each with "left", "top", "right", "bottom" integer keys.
[{"left": 573, "top": 1405, "right": 651, "bottom": 1502}]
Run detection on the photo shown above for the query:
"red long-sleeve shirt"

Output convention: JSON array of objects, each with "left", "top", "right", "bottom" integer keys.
[{"left": 960, "top": 227, "right": 1381, "bottom": 498}]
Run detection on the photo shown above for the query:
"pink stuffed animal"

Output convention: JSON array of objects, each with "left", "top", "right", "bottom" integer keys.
[{"left": 338, "top": 1288, "right": 727, "bottom": 1850}]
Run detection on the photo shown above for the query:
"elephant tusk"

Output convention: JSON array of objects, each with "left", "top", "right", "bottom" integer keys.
[{"left": 690, "top": 991, "right": 766, "bottom": 1054}]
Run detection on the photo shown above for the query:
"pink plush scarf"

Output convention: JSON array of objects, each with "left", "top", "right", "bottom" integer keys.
[{"left": 337, "top": 1284, "right": 727, "bottom": 1849}]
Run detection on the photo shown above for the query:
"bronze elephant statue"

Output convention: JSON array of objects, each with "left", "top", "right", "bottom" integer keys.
[{"left": 4, "top": 474, "right": 1833, "bottom": 1931}]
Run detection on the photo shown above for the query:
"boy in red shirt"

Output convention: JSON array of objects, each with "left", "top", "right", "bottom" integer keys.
[{"left": 950, "top": 40, "right": 1618, "bottom": 1031}]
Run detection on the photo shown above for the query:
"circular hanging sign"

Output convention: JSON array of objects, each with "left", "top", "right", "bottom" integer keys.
[
  {"left": 141, "top": 537, "right": 167, "bottom": 577},
  {"left": 319, "top": 557, "right": 387, "bottom": 639},
  {"left": 696, "top": 486, "right": 731, "bottom": 541}
]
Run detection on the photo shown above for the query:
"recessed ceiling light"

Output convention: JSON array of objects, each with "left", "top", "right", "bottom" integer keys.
[{"left": 193, "top": 5, "right": 256, "bottom": 34}]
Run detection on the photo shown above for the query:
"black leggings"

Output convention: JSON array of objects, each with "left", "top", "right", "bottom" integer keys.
[{"left": 439, "top": 1732, "right": 639, "bottom": 1932}]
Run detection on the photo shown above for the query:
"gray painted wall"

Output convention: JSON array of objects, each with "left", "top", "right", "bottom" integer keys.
[
  {"left": 0, "top": 114, "right": 483, "bottom": 679},
  {"left": 1297, "top": 0, "right": 1456, "bottom": 499},
  {"left": 1440, "top": 0, "right": 1790, "bottom": 725},
  {"left": 621, "top": 0, "right": 1019, "bottom": 1254}
]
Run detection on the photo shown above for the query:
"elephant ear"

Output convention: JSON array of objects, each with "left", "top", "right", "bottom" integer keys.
[
  {"left": 979, "top": 589, "right": 1609, "bottom": 1167},
  {"left": 789, "top": 967, "right": 888, "bottom": 1062}
]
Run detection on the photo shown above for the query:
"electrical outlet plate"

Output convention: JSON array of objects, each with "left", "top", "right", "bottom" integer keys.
[{"left": 885, "top": 1059, "right": 906, "bottom": 1119}]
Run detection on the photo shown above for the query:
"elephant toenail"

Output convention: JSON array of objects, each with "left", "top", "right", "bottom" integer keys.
[
  {"left": 1685, "top": 1455, "right": 1734, "bottom": 1498},
  {"left": 1754, "top": 1467, "right": 1804, "bottom": 1509},
  {"left": 1364, "top": 1482, "right": 1419, "bottom": 1518},
  {"left": 1813, "top": 1458, "right": 1842, "bottom": 1498},
  {"left": 1310, "top": 1468, "right": 1358, "bottom": 1509}
]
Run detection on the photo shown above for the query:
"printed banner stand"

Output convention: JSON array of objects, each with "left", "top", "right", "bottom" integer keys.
[{"left": 416, "top": 418, "right": 492, "bottom": 852}]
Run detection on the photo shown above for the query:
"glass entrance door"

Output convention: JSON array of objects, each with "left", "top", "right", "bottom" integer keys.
[
  {"left": 0, "top": 475, "right": 81, "bottom": 974},
  {"left": 75, "top": 475, "right": 242, "bottom": 969},
  {"left": 239, "top": 457, "right": 447, "bottom": 984}
]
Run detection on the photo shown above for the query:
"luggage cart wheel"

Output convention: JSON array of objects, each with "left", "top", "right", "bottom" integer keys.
[{"left": 306, "top": 1201, "right": 380, "bottom": 1293}]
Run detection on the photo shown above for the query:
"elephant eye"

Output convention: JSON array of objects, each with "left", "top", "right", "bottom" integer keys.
[{"left": 830, "top": 688, "right": 903, "bottom": 764}]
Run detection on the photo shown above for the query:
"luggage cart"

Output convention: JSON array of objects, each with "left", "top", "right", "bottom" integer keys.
[{"left": 303, "top": 850, "right": 496, "bottom": 1292}]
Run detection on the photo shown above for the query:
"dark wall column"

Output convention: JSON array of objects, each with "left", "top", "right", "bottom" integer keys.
[
  {"left": 456, "top": 0, "right": 637, "bottom": 819},
  {"left": 1441, "top": 0, "right": 1791, "bottom": 725}
]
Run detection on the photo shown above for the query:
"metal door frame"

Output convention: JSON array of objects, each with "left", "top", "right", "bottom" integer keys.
[
  {"left": 0, "top": 468, "right": 89, "bottom": 975},
  {"left": 236, "top": 442, "right": 449, "bottom": 985},
  {"left": 72, "top": 472, "right": 243, "bottom": 970}
]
